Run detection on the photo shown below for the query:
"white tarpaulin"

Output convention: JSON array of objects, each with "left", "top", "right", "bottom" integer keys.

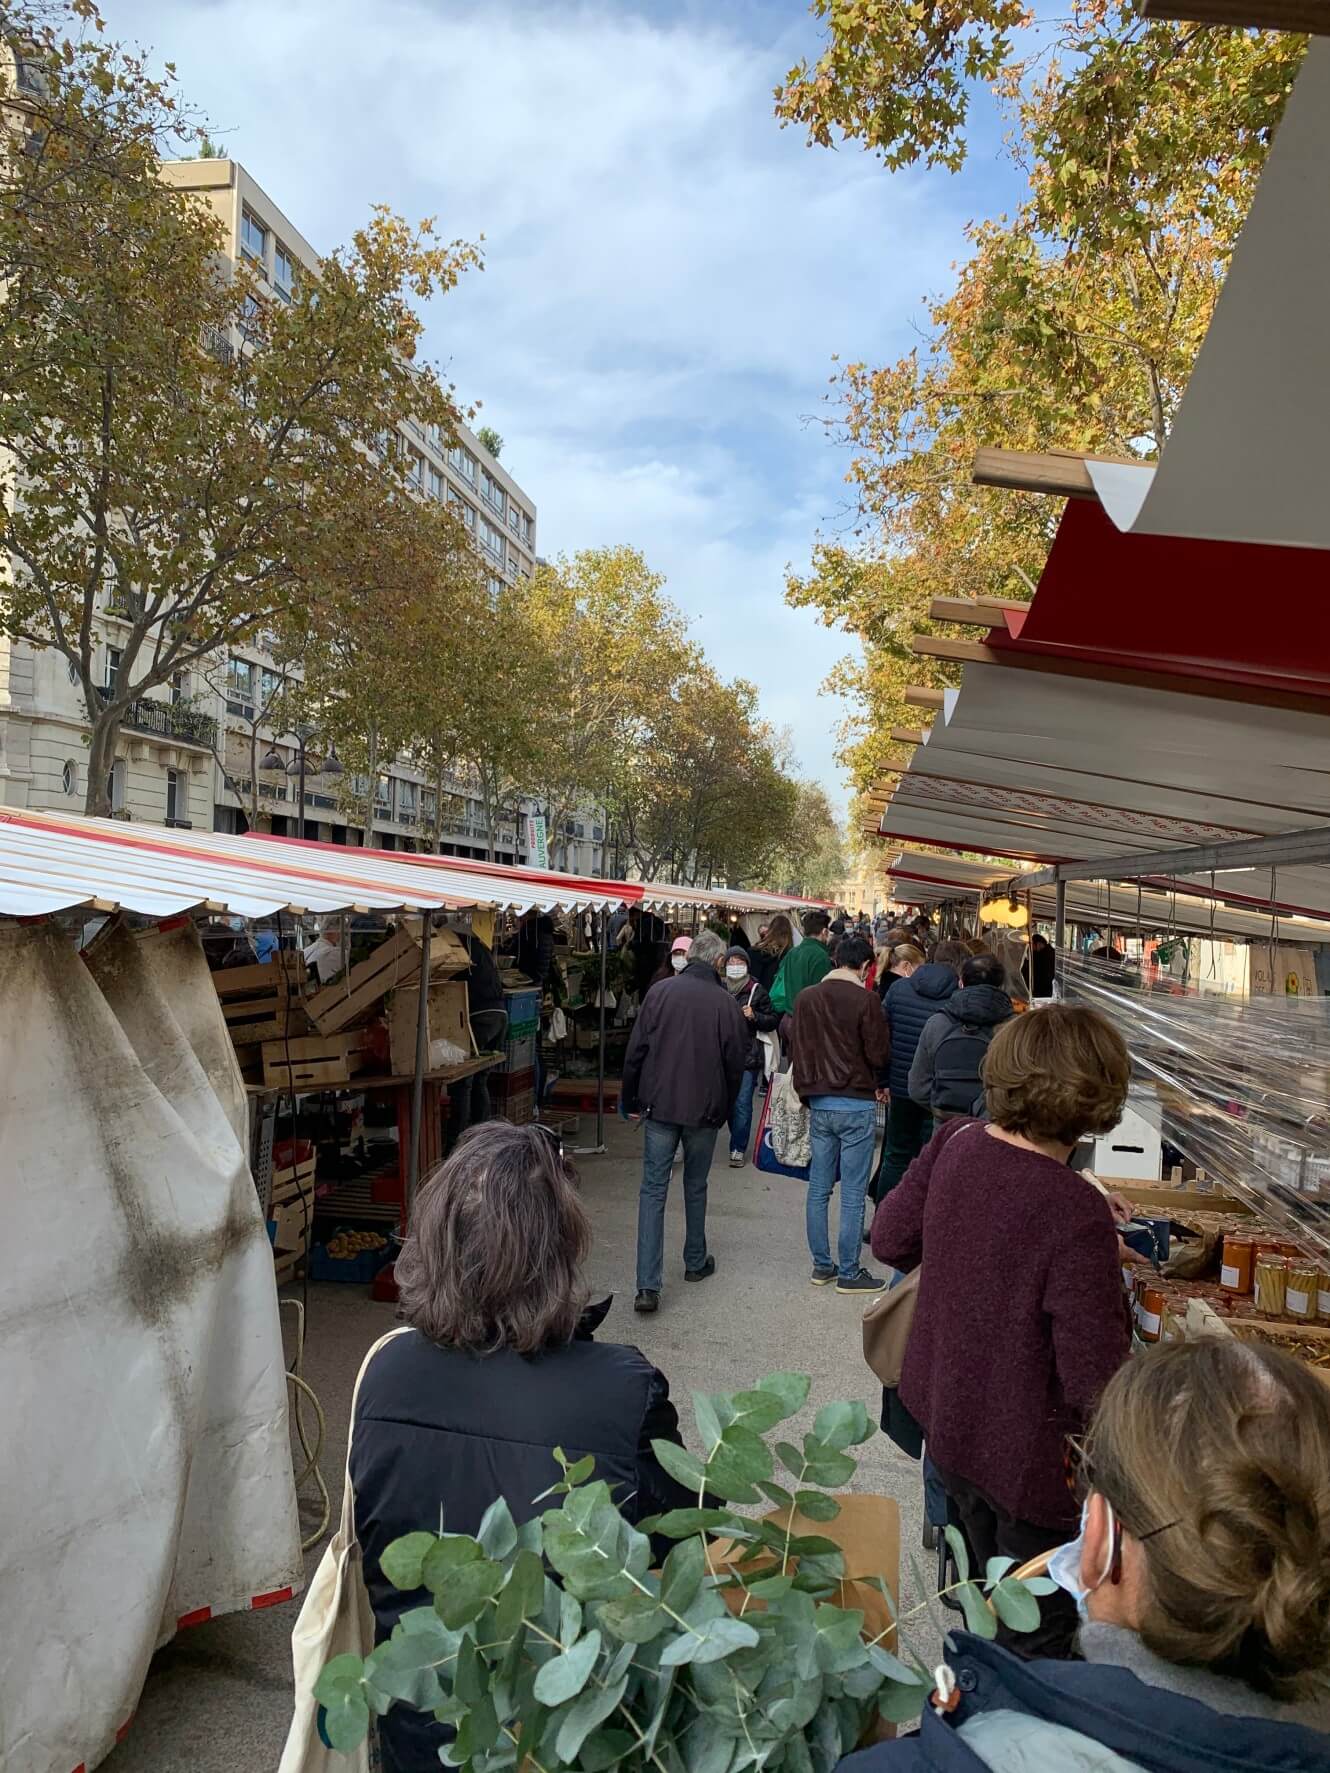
[{"left": 0, "top": 921, "right": 301, "bottom": 1773}]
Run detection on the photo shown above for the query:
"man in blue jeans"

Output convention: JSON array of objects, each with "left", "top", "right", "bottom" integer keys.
[
  {"left": 790, "top": 933, "right": 889, "bottom": 1294},
  {"left": 622, "top": 929, "right": 748, "bottom": 1314}
]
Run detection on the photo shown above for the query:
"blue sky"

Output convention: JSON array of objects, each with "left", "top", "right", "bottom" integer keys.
[{"left": 113, "top": 0, "right": 1025, "bottom": 813}]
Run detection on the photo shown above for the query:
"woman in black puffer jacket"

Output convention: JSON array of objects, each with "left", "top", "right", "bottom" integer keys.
[{"left": 872, "top": 942, "right": 966, "bottom": 1203}]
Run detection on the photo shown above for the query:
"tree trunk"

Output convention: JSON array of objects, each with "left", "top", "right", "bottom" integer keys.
[
  {"left": 84, "top": 709, "right": 119, "bottom": 817},
  {"left": 364, "top": 723, "right": 378, "bottom": 849},
  {"left": 431, "top": 755, "right": 444, "bottom": 853},
  {"left": 249, "top": 724, "right": 261, "bottom": 827}
]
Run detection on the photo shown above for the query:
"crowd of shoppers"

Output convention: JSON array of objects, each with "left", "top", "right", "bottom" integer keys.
[{"left": 907, "top": 948, "right": 1015, "bottom": 1122}]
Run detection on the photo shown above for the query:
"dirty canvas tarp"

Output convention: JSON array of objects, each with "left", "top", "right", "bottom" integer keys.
[{"left": 0, "top": 920, "right": 301, "bottom": 1773}]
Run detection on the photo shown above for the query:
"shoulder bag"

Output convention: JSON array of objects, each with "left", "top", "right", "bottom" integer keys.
[
  {"left": 861, "top": 1267, "right": 921, "bottom": 1388},
  {"left": 278, "top": 1325, "right": 411, "bottom": 1773}
]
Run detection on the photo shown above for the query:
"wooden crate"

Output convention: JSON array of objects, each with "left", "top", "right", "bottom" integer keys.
[
  {"left": 216, "top": 953, "right": 308, "bottom": 1045},
  {"left": 306, "top": 925, "right": 469, "bottom": 1035},
  {"left": 387, "top": 978, "right": 472, "bottom": 1076},
  {"left": 261, "top": 1028, "right": 375, "bottom": 1092},
  {"left": 270, "top": 1155, "right": 316, "bottom": 1210}
]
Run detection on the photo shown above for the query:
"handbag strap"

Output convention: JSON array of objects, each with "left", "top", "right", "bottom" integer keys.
[{"left": 339, "top": 1325, "right": 412, "bottom": 1539}]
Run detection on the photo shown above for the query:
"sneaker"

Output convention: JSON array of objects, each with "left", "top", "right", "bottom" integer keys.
[
  {"left": 684, "top": 1255, "right": 717, "bottom": 1283},
  {"left": 634, "top": 1290, "right": 659, "bottom": 1314},
  {"left": 836, "top": 1267, "right": 887, "bottom": 1295},
  {"left": 810, "top": 1265, "right": 836, "bottom": 1286},
  {"left": 729, "top": 1151, "right": 745, "bottom": 1168}
]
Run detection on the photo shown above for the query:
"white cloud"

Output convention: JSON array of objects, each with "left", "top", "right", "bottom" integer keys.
[{"left": 111, "top": 0, "right": 983, "bottom": 812}]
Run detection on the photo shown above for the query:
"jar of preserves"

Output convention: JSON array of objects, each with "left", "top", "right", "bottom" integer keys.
[
  {"left": 1286, "top": 1260, "right": 1319, "bottom": 1322},
  {"left": 1136, "top": 1283, "right": 1167, "bottom": 1343},
  {"left": 1254, "top": 1255, "right": 1288, "bottom": 1319},
  {"left": 1220, "top": 1235, "right": 1254, "bottom": 1294}
]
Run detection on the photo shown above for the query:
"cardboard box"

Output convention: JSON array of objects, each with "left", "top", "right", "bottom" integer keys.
[
  {"left": 306, "top": 925, "right": 469, "bottom": 1035},
  {"left": 388, "top": 978, "right": 472, "bottom": 1076}
]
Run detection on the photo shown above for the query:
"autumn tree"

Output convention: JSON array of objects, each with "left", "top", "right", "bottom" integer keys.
[
  {"left": 520, "top": 546, "right": 691, "bottom": 864},
  {"left": 0, "top": 5, "right": 481, "bottom": 813},
  {"left": 779, "top": 3, "right": 1306, "bottom": 789},
  {"left": 761, "top": 780, "right": 848, "bottom": 899}
]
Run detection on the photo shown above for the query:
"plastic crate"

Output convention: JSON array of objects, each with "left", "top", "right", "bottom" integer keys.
[
  {"left": 497, "top": 1087, "right": 535, "bottom": 1126},
  {"left": 309, "top": 1235, "right": 395, "bottom": 1284},
  {"left": 503, "top": 987, "right": 541, "bottom": 1027},
  {"left": 503, "top": 1031, "right": 537, "bottom": 1074}
]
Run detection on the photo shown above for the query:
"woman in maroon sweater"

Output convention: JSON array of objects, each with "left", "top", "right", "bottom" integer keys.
[{"left": 871, "top": 1002, "right": 1133, "bottom": 1656}]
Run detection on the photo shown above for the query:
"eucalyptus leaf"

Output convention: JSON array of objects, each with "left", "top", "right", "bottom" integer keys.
[
  {"left": 955, "top": 1579, "right": 999, "bottom": 1640},
  {"left": 580, "top": 1728, "right": 637, "bottom": 1772},
  {"left": 660, "top": 1616, "right": 761, "bottom": 1667},
  {"left": 812, "top": 1400, "right": 871, "bottom": 1452},
  {"left": 650, "top": 1506, "right": 736, "bottom": 1538},
  {"left": 436, "top": 1558, "right": 505, "bottom": 1628},
  {"left": 319, "top": 1689, "right": 371, "bottom": 1753},
  {"left": 984, "top": 1555, "right": 1017, "bottom": 1587},
  {"left": 597, "top": 1592, "right": 669, "bottom": 1643},
  {"left": 693, "top": 1390, "right": 726, "bottom": 1453},
  {"left": 758, "top": 1372, "right": 812, "bottom": 1415},
  {"left": 991, "top": 1577, "right": 1043, "bottom": 1634},
  {"left": 421, "top": 1534, "right": 482, "bottom": 1595},
  {"left": 877, "top": 1675, "right": 928, "bottom": 1725},
  {"left": 651, "top": 1438, "right": 708, "bottom": 1490},
  {"left": 775, "top": 1440, "right": 807, "bottom": 1480},
  {"left": 313, "top": 1654, "right": 365, "bottom": 1703},
  {"left": 560, "top": 1590, "right": 584, "bottom": 1647},
  {"left": 660, "top": 1535, "right": 706, "bottom": 1614},
  {"left": 379, "top": 1531, "right": 438, "bottom": 1592},
  {"left": 746, "top": 1574, "right": 795, "bottom": 1599},
  {"left": 1024, "top": 1576, "right": 1059, "bottom": 1596},
  {"left": 793, "top": 1490, "right": 841, "bottom": 1522},
  {"left": 532, "top": 1629, "right": 602, "bottom": 1705},
  {"left": 943, "top": 1524, "right": 971, "bottom": 1584},
  {"left": 758, "top": 1480, "right": 795, "bottom": 1510},
  {"left": 555, "top": 1673, "right": 629, "bottom": 1763},
  {"left": 477, "top": 1496, "right": 519, "bottom": 1561},
  {"left": 732, "top": 1390, "right": 791, "bottom": 1435}
]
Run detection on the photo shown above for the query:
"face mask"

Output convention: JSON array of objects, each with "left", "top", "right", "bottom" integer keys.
[
  {"left": 671, "top": 953, "right": 687, "bottom": 972},
  {"left": 725, "top": 964, "right": 747, "bottom": 981},
  {"left": 1048, "top": 1498, "right": 1117, "bottom": 1621}
]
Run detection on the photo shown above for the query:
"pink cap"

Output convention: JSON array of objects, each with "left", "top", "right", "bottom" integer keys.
[{"left": 670, "top": 935, "right": 693, "bottom": 954}]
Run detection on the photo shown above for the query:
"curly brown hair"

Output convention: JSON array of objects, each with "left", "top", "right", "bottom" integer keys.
[
  {"left": 982, "top": 1001, "right": 1129, "bottom": 1145},
  {"left": 395, "top": 1122, "right": 590, "bottom": 1354},
  {"left": 1085, "top": 1338, "right": 1330, "bottom": 1701}
]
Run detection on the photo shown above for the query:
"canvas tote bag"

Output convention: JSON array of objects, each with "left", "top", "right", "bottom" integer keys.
[
  {"left": 279, "top": 1326, "right": 411, "bottom": 1773},
  {"left": 861, "top": 1267, "right": 921, "bottom": 1387}
]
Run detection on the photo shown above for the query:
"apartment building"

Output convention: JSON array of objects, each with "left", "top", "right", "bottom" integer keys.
[{"left": 0, "top": 151, "right": 607, "bottom": 874}]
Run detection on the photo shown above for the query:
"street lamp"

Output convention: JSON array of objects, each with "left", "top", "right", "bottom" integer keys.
[{"left": 260, "top": 723, "right": 343, "bottom": 837}]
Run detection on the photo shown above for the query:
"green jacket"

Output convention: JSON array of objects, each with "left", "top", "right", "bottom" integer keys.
[{"left": 770, "top": 937, "right": 832, "bottom": 1012}]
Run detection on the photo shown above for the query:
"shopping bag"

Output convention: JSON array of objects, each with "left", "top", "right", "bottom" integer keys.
[
  {"left": 278, "top": 1326, "right": 411, "bottom": 1773},
  {"left": 769, "top": 1070, "right": 812, "bottom": 1169},
  {"left": 862, "top": 1267, "right": 921, "bottom": 1388},
  {"left": 754, "top": 1076, "right": 810, "bottom": 1180}
]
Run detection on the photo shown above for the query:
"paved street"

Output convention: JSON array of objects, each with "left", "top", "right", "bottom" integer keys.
[{"left": 106, "top": 1115, "right": 938, "bottom": 1771}]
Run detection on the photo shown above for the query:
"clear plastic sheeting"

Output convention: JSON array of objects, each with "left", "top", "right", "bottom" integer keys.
[{"left": 1059, "top": 951, "right": 1330, "bottom": 1262}]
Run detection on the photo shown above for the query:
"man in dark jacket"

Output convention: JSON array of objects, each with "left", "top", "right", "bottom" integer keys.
[
  {"left": 874, "top": 942, "right": 967, "bottom": 1202},
  {"left": 622, "top": 929, "right": 747, "bottom": 1314},
  {"left": 790, "top": 934, "right": 890, "bottom": 1294},
  {"left": 909, "top": 951, "right": 1014, "bottom": 1121}
]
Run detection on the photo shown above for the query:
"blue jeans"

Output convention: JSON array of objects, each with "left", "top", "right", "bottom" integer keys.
[
  {"left": 807, "top": 1102, "right": 877, "bottom": 1279},
  {"left": 728, "top": 1069, "right": 758, "bottom": 1156},
  {"left": 636, "top": 1119, "right": 718, "bottom": 1292}
]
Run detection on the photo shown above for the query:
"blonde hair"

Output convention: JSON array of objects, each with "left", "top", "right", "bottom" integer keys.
[
  {"left": 1085, "top": 1339, "right": 1330, "bottom": 1701},
  {"left": 887, "top": 942, "right": 925, "bottom": 971},
  {"left": 756, "top": 913, "right": 794, "bottom": 958}
]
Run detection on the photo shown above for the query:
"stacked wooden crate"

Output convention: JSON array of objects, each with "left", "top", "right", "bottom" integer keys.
[
  {"left": 269, "top": 1146, "right": 316, "bottom": 1284},
  {"left": 213, "top": 953, "right": 308, "bottom": 1082}
]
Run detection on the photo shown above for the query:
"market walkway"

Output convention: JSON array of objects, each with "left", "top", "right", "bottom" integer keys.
[{"left": 105, "top": 1116, "right": 936, "bottom": 1772}]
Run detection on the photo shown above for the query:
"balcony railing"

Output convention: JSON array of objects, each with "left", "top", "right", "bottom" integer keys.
[{"left": 119, "top": 696, "right": 218, "bottom": 749}]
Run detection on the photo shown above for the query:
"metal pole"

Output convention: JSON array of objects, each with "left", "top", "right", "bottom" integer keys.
[
  {"left": 1024, "top": 890, "right": 1035, "bottom": 999},
  {"left": 296, "top": 741, "right": 307, "bottom": 841},
  {"left": 406, "top": 910, "right": 432, "bottom": 1214},
  {"left": 596, "top": 905, "right": 609, "bottom": 1149},
  {"left": 1054, "top": 876, "right": 1066, "bottom": 973}
]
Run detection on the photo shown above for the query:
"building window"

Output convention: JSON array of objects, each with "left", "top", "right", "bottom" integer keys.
[
  {"left": 428, "top": 465, "right": 445, "bottom": 501},
  {"left": 592, "top": 824, "right": 604, "bottom": 842},
  {"left": 479, "top": 518, "right": 504, "bottom": 560},
  {"left": 240, "top": 208, "right": 267, "bottom": 264},
  {"left": 226, "top": 656, "right": 255, "bottom": 717},
  {"left": 62, "top": 759, "right": 78, "bottom": 797},
  {"left": 105, "top": 647, "right": 122, "bottom": 693},
  {"left": 259, "top": 666, "right": 283, "bottom": 706},
  {"left": 171, "top": 669, "right": 188, "bottom": 705},
  {"left": 166, "top": 768, "right": 185, "bottom": 824},
  {"left": 450, "top": 445, "right": 476, "bottom": 484},
  {"left": 407, "top": 449, "right": 425, "bottom": 488},
  {"left": 67, "top": 658, "right": 79, "bottom": 685},
  {"left": 487, "top": 576, "right": 502, "bottom": 607},
  {"left": 398, "top": 780, "right": 417, "bottom": 818},
  {"left": 446, "top": 485, "right": 476, "bottom": 529},
  {"left": 107, "top": 757, "right": 127, "bottom": 813},
  {"left": 238, "top": 291, "right": 263, "bottom": 345},
  {"left": 273, "top": 242, "right": 296, "bottom": 299},
  {"left": 375, "top": 774, "right": 392, "bottom": 814},
  {"left": 481, "top": 470, "right": 505, "bottom": 517},
  {"left": 508, "top": 504, "right": 522, "bottom": 534},
  {"left": 524, "top": 514, "right": 535, "bottom": 546}
]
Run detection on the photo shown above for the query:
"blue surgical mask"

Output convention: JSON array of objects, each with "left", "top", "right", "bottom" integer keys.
[{"left": 1048, "top": 1498, "right": 1117, "bottom": 1621}]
